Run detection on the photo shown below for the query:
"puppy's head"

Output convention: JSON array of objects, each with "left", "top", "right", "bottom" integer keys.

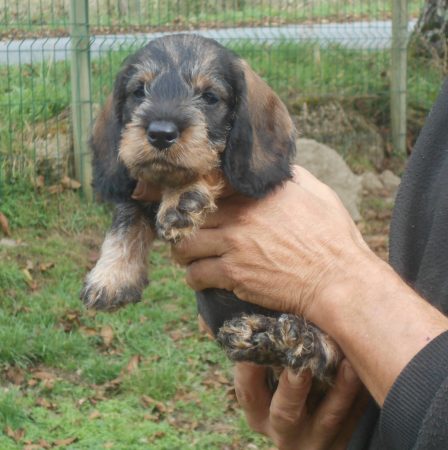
[{"left": 97, "top": 34, "right": 295, "bottom": 197}]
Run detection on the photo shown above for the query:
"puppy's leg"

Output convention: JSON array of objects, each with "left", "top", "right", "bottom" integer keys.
[
  {"left": 156, "top": 180, "right": 222, "bottom": 243},
  {"left": 81, "top": 203, "right": 155, "bottom": 311},
  {"left": 217, "top": 314, "right": 341, "bottom": 384}
]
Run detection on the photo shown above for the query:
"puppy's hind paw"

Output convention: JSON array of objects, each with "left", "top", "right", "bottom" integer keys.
[{"left": 217, "top": 314, "right": 341, "bottom": 383}]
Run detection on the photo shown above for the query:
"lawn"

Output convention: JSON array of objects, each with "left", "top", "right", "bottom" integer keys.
[
  {"left": 1, "top": 0, "right": 424, "bottom": 37},
  {"left": 0, "top": 182, "right": 272, "bottom": 449},
  {"left": 0, "top": 40, "right": 443, "bottom": 182},
  {"left": 0, "top": 19, "right": 445, "bottom": 448}
]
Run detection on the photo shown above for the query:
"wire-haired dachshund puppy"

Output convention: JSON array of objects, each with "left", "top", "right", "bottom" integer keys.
[{"left": 81, "top": 34, "right": 341, "bottom": 387}]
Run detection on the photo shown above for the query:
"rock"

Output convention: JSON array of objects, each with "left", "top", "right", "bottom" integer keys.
[
  {"left": 35, "top": 135, "right": 71, "bottom": 183},
  {"left": 32, "top": 108, "right": 73, "bottom": 183},
  {"left": 362, "top": 171, "right": 384, "bottom": 194},
  {"left": 379, "top": 170, "right": 401, "bottom": 195},
  {"left": 294, "top": 138, "right": 362, "bottom": 221},
  {"left": 361, "top": 170, "right": 401, "bottom": 198},
  {"left": 0, "top": 238, "right": 21, "bottom": 248},
  {"left": 292, "top": 100, "right": 385, "bottom": 172}
]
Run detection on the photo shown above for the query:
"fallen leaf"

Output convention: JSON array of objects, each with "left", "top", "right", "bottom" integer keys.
[
  {"left": 53, "top": 437, "right": 77, "bottom": 447},
  {"left": 4, "top": 426, "right": 25, "bottom": 442},
  {"left": 61, "top": 176, "right": 81, "bottom": 190},
  {"left": 76, "top": 398, "right": 87, "bottom": 407},
  {"left": 88, "top": 410, "right": 101, "bottom": 420},
  {"left": 214, "top": 370, "right": 230, "bottom": 386},
  {"left": 32, "top": 370, "right": 57, "bottom": 381},
  {"left": 169, "top": 329, "right": 193, "bottom": 342},
  {"left": 5, "top": 366, "right": 25, "bottom": 385},
  {"left": 47, "top": 184, "right": 62, "bottom": 195},
  {"left": 79, "top": 326, "right": 98, "bottom": 337},
  {"left": 33, "top": 175, "right": 45, "bottom": 189},
  {"left": 100, "top": 325, "right": 114, "bottom": 347},
  {"left": 140, "top": 395, "right": 167, "bottom": 414},
  {"left": 148, "top": 431, "right": 165, "bottom": 442},
  {"left": 39, "top": 262, "right": 55, "bottom": 272},
  {"left": 0, "top": 212, "right": 11, "bottom": 236},
  {"left": 35, "top": 397, "right": 57, "bottom": 410},
  {"left": 123, "top": 355, "right": 141, "bottom": 375}
]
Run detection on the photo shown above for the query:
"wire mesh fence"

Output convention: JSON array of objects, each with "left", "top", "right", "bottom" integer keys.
[{"left": 0, "top": 0, "right": 444, "bottom": 195}]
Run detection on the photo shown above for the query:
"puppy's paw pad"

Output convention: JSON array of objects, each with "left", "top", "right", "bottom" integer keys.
[
  {"left": 156, "top": 208, "right": 194, "bottom": 242},
  {"left": 218, "top": 314, "right": 340, "bottom": 382},
  {"left": 178, "top": 190, "right": 211, "bottom": 213},
  {"left": 217, "top": 314, "right": 280, "bottom": 365}
]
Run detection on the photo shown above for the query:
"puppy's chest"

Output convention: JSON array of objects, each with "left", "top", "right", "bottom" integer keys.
[{"left": 138, "top": 161, "right": 200, "bottom": 188}]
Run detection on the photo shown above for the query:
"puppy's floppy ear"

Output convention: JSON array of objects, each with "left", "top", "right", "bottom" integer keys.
[
  {"left": 112, "top": 61, "right": 134, "bottom": 124},
  {"left": 223, "top": 60, "right": 296, "bottom": 198},
  {"left": 90, "top": 94, "right": 136, "bottom": 202}
]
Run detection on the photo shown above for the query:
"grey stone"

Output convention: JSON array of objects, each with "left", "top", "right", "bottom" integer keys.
[
  {"left": 362, "top": 171, "right": 384, "bottom": 194},
  {"left": 361, "top": 170, "right": 401, "bottom": 197},
  {"left": 293, "top": 100, "right": 385, "bottom": 172},
  {"left": 379, "top": 169, "right": 401, "bottom": 194},
  {"left": 294, "top": 138, "right": 362, "bottom": 221},
  {"left": 0, "top": 238, "right": 21, "bottom": 247}
]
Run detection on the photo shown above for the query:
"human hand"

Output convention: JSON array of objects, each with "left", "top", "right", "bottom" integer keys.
[
  {"left": 172, "top": 166, "right": 371, "bottom": 324},
  {"left": 234, "top": 360, "right": 364, "bottom": 450}
]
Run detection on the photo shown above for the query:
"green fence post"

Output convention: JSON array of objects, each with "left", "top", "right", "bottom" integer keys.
[
  {"left": 69, "top": 0, "right": 93, "bottom": 200},
  {"left": 391, "top": 0, "right": 409, "bottom": 155}
]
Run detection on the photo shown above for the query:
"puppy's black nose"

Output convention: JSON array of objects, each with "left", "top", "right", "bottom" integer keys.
[{"left": 147, "top": 121, "right": 179, "bottom": 149}]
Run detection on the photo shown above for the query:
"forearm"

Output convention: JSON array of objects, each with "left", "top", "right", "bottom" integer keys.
[{"left": 310, "top": 249, "right": 448, "bottom": 406}]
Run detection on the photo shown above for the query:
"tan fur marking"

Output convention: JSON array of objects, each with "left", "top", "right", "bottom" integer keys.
[
  {"left": 156, "top": 177, "right": 223, "bottom": 242},
  {"left": 241, "top": 60, "right": 295, "bottom": 171},
  {"left": 119, "top": 118, "right": 222, "bottom": 188},
  {"left": 83, "top": 218, "right": 154, "bottom": 309}
]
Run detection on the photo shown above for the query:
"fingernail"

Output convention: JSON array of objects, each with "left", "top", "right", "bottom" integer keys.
[
  {"left": 287, "top": 369, "right": 311, "bottom": 387},
  {"left": 343, "top": 362, "right": 358, "bottom": 384}
]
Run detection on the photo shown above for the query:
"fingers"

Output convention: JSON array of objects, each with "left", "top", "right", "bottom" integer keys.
[
  {"left": 185, "top": 257, "right": 234, "bottom": 291},
  {"left": 131, "top": 179, "right": 162, "bottom": 201},
  {"left": 171, "top": 229, "right": 227, "bottom": 266},
  {"left": 268, "top": 369, "right": 312, "bottom": 435},
  {"left": 310, "top": 360, "right": 361, "bottom": 446},
  {"left": 234, "top": 363, "right": 271, "bottom": 433},
  {"left": 293, "top": 165, "right": 346, "bottom": 211}
]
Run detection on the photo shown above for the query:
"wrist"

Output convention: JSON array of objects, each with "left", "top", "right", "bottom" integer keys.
[
  {"left": 302, "top": 245, "right": 379, "bottom": 329},
  {"left": 307, "top": 249, "right": 448, "bottom": 404}
]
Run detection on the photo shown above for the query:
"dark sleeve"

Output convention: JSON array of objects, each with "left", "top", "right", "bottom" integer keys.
[
  {"left": 377, "top": 77, "right": 448, "bottom": 450},
  {"left": 389, "top": 77, "right": 448, "bottom": 313},
  {"left": 348, "top": 78, "right": 448, "bottom": 450},
  {"left": 380, "top": 330, "right": 448, "bottom": 450}
]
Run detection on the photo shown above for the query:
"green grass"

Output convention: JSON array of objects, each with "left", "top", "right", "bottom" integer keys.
[
  {"left": 1, "top": 0, "right": 424, "bottom": 36},
  {"left": 1, "top": 39, "right": 443, "bottom": 183},
  {"left": 0, "top": 185, "right": 271, "bottom": 449}
]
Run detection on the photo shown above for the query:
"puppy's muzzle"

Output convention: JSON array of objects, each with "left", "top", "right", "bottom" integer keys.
[{"left": 147, "top": 120, "right": 179, "bottom": 150}]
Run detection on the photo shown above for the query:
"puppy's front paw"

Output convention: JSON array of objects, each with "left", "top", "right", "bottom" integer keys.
[
  {"left": 217, "top": 314, "right": 341, "bottom": 383},
  {"left": 81, "top": 280, "right": 145, "bottom": 311},
  {"left": 156, "top": 189, "right": 215, "bottom": 243},
  {"left": 80, "top": 262, "right": 148, "bottom": 311}
]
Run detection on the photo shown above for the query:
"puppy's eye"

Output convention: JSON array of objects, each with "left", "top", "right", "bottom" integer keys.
[
  {"left": 133, "top": 84, "right": 146, "bottom": 99},
  {"left": 201, "top": 91, "right": 219, "bottom": 105}
]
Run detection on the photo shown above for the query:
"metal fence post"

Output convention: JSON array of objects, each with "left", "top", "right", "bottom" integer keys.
[
  {"left": 69, "top": 0, "right": 93, "bottom": 200},
  {"left": 391, "top": 0, "right": 409, "bottom": 155}
]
